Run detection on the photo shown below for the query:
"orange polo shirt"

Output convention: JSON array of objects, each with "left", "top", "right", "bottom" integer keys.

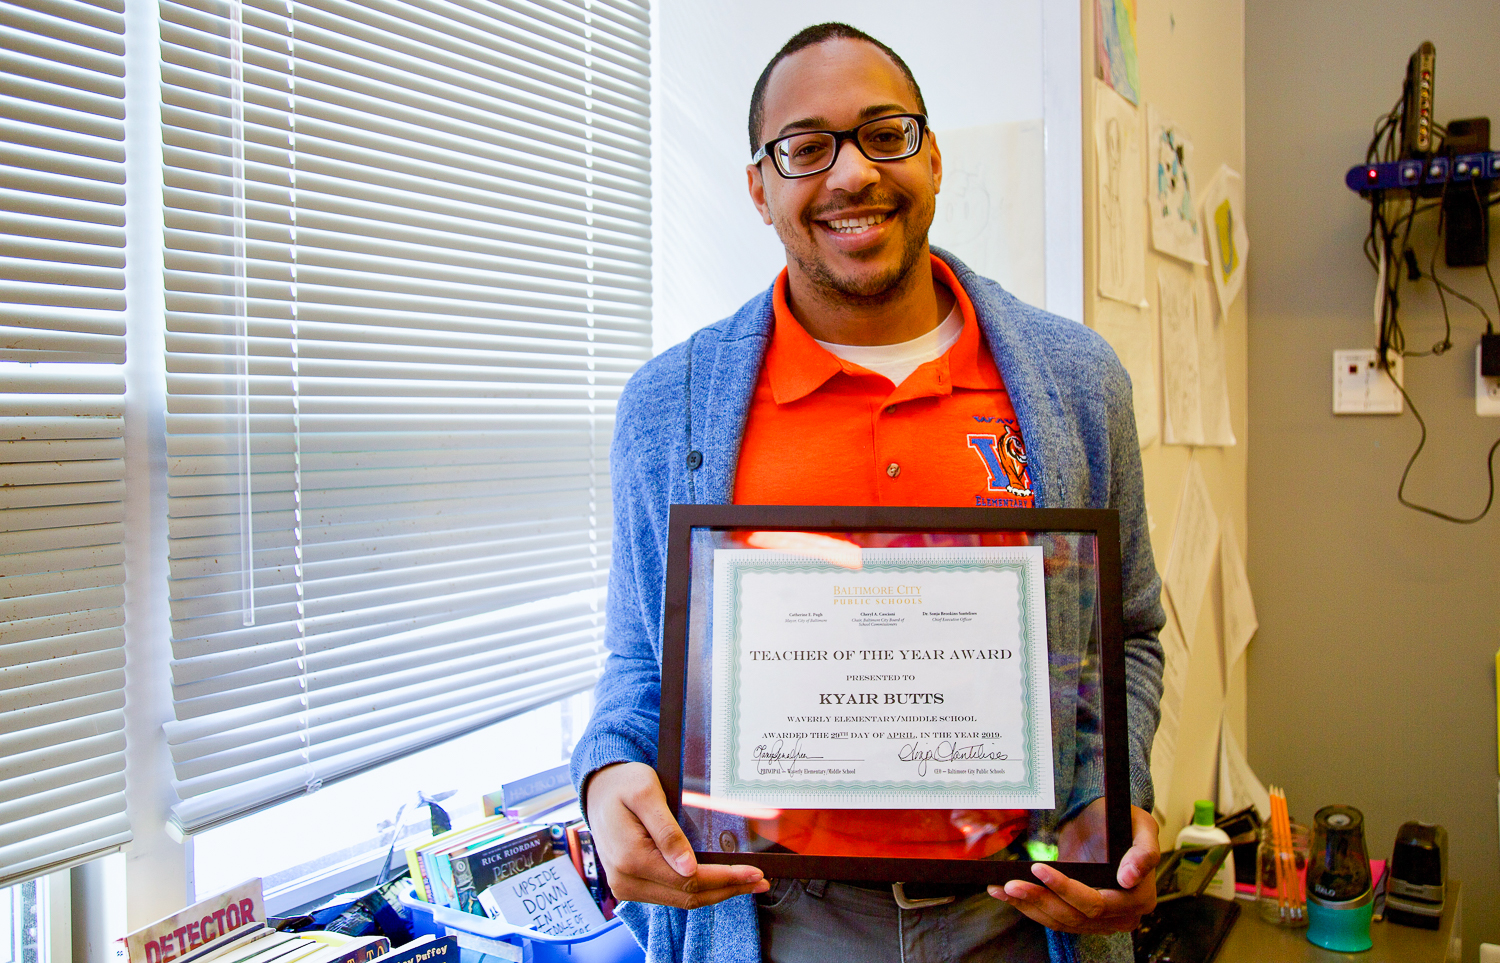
[{"left": 733, "top": 255, "right": 1033, "bottom": 859}]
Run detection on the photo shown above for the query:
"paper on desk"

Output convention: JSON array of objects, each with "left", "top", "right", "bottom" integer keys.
[
  {"left": 1091, "top": 297, "right": 1159, "bottom": 449},
  {"left": 1196, "top": 278, "right": 1236, "bottom": 447},
  {"left": 1149, "top": 596, "right": 1192, "bottom": 818},
  {"left": 1159, "top": 262, "right": 1204, "bottom": 446},
  {"left": 1220, "top": 520, "right": 1258, "bottom": 671},
  {"left": 1217, "top": 716, "right": 1270, "bottom": 821},
  {"left": 1164, "top": 460, "right": 1220, "bottom": 646}
]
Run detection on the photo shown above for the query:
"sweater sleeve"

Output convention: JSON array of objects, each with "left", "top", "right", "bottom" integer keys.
[
  {"left": 569, "top": 367, "right": 672, "bottom": 803},
  {"left": 1107, "top": 354, "right": 1166, "bottom": 813}
]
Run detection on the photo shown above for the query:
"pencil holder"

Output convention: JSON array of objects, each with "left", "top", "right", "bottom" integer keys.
[{"left": 1255, "top": 822, "right": 1309, "bottom": 926}]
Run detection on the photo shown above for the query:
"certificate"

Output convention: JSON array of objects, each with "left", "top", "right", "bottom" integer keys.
[{"left": 709, "top": 546, "right": 1055, "bottom": 810}]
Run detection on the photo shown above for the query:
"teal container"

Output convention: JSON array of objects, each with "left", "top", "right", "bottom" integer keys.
[
  {"left": 1306, "top": 889, "right": 1374, "bottom": 952},
  {"left": 1305, "top": 804, "right": 1374, "bottom": 952}
]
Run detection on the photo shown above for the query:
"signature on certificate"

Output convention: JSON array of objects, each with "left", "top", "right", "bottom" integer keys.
[{"left": 898, "top": 741, "right": 1010, "bottom": 777}]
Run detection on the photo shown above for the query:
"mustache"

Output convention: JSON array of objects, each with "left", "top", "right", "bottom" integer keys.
[{"left": 807, "top": 190, "right": 906, "bottom": 221}]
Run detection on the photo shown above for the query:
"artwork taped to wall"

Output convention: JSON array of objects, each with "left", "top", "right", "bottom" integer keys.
[
  {"left": 1200, "top": 164, "right": 1249, "bottom": 313},
  {"left": 1149, "top": 593, "right": 1192, "bottom": 824},
  {"left": 1195, "top": 277, "right": 1235, "bottom": 447},
  {"left": 1219, "top": 518, "right": 1258, "bottom": 672},
  {"left": 1217, "top": 718, "right": 1270, "bottom": 821},
  {"left": 1094, "top": 0, "right": 1140, "bottom": 105},
  {"left": 928, "top": 121, "right": 1046, "bottom": 309},
  {"left": 1091, "top": 297, "right": 1158, "bottom": 449},
  {"left": 1147, "top": 105, "right": 1207, "bottom": 265},
  {"left": 1163, "top": 458, "right": 1220, "bottom": 648},
  {"left": 1158, "top": 262, "right": 1203, "bottom": 445},
  {"left": 1094, "top": 82, "right": 1146, "bottom": 306}
]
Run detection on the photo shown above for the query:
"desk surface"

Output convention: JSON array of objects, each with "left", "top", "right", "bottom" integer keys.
[{"left": 1216, "top": 881, "right": 1460, "bottom": 963}]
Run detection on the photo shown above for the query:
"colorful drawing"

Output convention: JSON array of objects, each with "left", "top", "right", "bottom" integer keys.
[
  {"left": 1095, "top": 0, "right": 1140, "bottom": 105},
  {"left": 1147, "top": 105, "right": 1207, "bottom": 265}
]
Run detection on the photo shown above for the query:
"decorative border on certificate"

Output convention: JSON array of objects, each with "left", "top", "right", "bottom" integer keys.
[{"left": 709, "top": 546, "right": 1055, "bottom": 810}]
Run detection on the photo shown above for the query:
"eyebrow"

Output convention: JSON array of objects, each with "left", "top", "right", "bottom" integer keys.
[{"left": 774, "top": 103, "right": 911, "bottom": 138}]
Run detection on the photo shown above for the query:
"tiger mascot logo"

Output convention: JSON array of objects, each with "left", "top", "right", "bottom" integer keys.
[{"left": 967, "top": 424, "right": 1033, "bottom": 497}]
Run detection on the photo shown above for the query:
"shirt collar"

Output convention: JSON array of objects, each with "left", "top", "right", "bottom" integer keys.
[{"left": 765, "top": 254, "right": 995, "bottom": 405}]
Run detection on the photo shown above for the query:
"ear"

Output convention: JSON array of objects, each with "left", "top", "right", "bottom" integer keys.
[
  {"left": 927, "top": 129, "right": 942, "bottom": 194},
  {"left": 746, "top": 163, "right": 774, "bottom": 225}
]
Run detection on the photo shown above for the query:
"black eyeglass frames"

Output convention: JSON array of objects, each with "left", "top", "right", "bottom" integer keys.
[{"left": 751, "top": 113, "right": 928, "bottom": 179}]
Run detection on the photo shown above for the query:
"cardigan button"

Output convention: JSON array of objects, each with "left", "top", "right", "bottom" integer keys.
[
  {"left": 886, "top": 462, "right": 901, "bottom": 478},
  {"left": 686, "top": 450, "right": 703, "bottom": 470},
  {"left": 719, "top": 830, "right": 739, "bottom": 852}
]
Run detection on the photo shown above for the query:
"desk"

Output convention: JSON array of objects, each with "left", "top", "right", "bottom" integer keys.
[{"left": 1216, "top": 881, "right": 1460, "bottom": 963}]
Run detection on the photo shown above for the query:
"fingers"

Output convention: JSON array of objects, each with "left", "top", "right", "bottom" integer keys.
[
  {"left": 583, "top": 761, "right": 768, "bottom": 909},
  {"left": 1118, "top": 807, "right": 1162, "bottom": 891},
  {"left": 988, "top": 862, "right": 1152, "bottom": 935},
  {"left": 631, "top": 786, "right": 698, "bottom": 877}
]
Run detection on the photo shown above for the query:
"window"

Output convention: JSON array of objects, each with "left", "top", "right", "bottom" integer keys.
[
  {"left": 0, "top": 0, "right": 132, "bottom": 887},
  {"left": 1, "top": 0, "right": 652, "bottom": 902},
  {"left": 154, "top": 0, "right": 651, "bottom": 837}
]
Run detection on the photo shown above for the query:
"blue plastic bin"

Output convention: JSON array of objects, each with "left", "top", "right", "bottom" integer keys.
[{"left": 398, "top": 887, "right": 643, "bottom": 963}]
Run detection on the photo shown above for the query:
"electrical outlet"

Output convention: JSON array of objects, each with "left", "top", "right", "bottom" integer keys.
[
  {"left": 1333, "top": 349, "right": 1404, "bottom": 414},
  {"left": 1478, "top": 344, "right": 1500, "bottom": 416}
]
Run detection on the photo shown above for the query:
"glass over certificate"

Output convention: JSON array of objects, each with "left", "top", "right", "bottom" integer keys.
[
  {"left": 657, "top": 505, "right": 1133, "bottom": 887},
  {"left": 709, "top": 546, "right": 1055, "bottom": 810}
]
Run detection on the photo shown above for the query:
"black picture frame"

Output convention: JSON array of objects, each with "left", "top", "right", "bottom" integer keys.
[{"left": 657, "top": 504, "right": 1132, "bottom": 889}]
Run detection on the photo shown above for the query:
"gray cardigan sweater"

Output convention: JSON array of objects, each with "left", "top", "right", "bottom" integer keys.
[{"left": 571, "top": 250, "right": 1165, "bottom": 963}]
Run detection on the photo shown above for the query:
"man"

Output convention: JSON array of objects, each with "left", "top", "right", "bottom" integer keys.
[{"left": 570, "top": 23, "right": 1166, "bottom": 963}]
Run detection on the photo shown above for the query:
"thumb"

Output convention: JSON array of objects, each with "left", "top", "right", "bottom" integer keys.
[{"left": 633, "top": 792, "right": 699, "bottom": 877}]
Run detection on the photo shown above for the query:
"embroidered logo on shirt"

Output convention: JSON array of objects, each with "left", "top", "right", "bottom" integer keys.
[{"left": 967, "top": 424, "right": 1033, "bottom": 498}]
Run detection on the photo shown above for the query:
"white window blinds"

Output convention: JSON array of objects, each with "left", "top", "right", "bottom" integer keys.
[
  {"left": 0, "top": 0, "right": 131, "bottom": 886},
  {"left": 158, "top": 0, "right": 651, "bottom": 833}
]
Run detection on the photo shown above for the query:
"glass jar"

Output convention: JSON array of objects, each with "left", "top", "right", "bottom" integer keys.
[{"left": 1256, "top": 821, "right": 1311, "bottom": 926}]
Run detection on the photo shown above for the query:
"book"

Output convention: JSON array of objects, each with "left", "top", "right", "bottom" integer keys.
[
  {"left": 127, "top": 880, "right": 268, "bottom": 963},
  {"left": 564, "top": 821, "right": 586, "bottom": 882},
  {"left": 483, "top": 765, "right": 572, "bottom": 817},
  {"left": 406, "top": 813, "right": 518, "bottom": 902},
  {"left": 504, "top": 786, "right": 576, "bottom": 821},
  {"left": 475, "top": 859, "right": 606, "bottom": 937},
  {"left": 453, "top": 826, "right": 556, "bottom": 915},
  {"left": 377, "top": 937, "right": 455, "bottom": 963},
  {"left": 294, "top": 935, "right": 389, "bottom": 963}
]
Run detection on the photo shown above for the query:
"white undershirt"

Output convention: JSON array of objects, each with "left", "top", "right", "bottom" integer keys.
[{"left": 813, "top": 301, "right": 963, "bottom": 387}]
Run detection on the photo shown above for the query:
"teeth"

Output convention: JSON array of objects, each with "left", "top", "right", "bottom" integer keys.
[{"left": 826, "top": 212, "right": 889, "bottom": 233}]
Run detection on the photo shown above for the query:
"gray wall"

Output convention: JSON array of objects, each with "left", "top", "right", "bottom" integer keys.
[{"left": 1245, "top": 1, "right": 1500, "bottom": 957}]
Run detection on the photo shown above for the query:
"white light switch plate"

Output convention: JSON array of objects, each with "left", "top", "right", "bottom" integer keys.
[
  {"left": 1478, "top": 344, "right": 1500, "bottom": 416},
  {"left": 1333, "top": 349, "right": 1403, "bottom": 414}
]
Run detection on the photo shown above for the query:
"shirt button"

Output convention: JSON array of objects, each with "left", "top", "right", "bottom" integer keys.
[
  {"left": 884, "top": 405, "right": 896, "bottom": 415},
  {"left": 886, "top": 462, "right": 901, "bottom": 478}
]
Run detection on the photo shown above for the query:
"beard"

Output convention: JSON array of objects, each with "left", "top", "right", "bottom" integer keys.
[{"left": 776, "top": 189, "right": 934, "bottom": 306}]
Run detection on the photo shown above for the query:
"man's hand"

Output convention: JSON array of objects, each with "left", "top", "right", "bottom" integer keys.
[
  {"left": 987, "top": 800, "right": 1159, "bottom": 934},
  {"left": 583, "top": 761, "right": 770, "bottom": 909}
]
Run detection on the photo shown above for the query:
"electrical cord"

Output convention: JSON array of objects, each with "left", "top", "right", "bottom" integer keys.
[
  {"left": 1390, "top": 376, "right": 1500, "bottom": 524},
  {"left": 1359, "top": 102, "right": 1499, "bottom": 524}
]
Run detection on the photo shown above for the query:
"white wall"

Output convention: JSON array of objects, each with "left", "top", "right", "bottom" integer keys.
[{"left": 654, "top": 0, "right": 1076, "bottom": 353}]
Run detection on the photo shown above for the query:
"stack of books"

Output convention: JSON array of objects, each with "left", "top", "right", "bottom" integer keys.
[
  {"left": 124, "top": 881, "right": 458, "bottom": 963},
  {"left": 402, "top": 766, "right": 613, "bottom": 937}
]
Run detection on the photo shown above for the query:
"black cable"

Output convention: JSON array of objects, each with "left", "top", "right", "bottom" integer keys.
[
  {"left": 1390, "top": 376, "right": 1500, "bottom": 524},
  {"left": 1473, "top": 178, "right": 1500, "bottom": 333}
]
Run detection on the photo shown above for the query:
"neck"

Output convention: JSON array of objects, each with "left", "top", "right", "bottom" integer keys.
[{"left": 783, "top": 247, "right": 956, "bottom": 346}]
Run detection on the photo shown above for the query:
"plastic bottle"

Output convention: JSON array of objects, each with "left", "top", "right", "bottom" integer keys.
[{"left": 1175, "top": 800, "right": 1237, "bottom": 900}]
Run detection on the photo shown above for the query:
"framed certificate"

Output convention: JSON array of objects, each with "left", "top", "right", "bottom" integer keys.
[{"left": 657, "top": 505, "right": 1132, "bottom": 888}]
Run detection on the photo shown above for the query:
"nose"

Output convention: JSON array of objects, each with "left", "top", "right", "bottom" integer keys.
[{"left": 822, "top": 137, "right": 881, "bottom": 194}]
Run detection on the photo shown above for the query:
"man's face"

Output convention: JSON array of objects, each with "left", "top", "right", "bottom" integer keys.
[{"left": 747, "top": 39, "right": 942, "bottom": 303}]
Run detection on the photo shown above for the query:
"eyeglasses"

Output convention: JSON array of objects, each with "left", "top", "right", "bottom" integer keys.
[{"left": 752, "top": 113, "right": 928, "bottom": 179}]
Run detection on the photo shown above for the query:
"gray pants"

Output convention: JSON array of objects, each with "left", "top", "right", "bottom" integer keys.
[{"left": 757, "top": 879, "right": 1052, "bottom": 963}]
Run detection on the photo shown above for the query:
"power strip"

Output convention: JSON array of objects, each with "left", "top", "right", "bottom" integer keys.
[{"left": 1345, "top": 152, "right": 1500, "bottom": 195}]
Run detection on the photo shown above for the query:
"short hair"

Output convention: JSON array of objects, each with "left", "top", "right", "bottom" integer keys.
[{"left": 747, "top": 23, "right": 928, "bottom": 154}]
